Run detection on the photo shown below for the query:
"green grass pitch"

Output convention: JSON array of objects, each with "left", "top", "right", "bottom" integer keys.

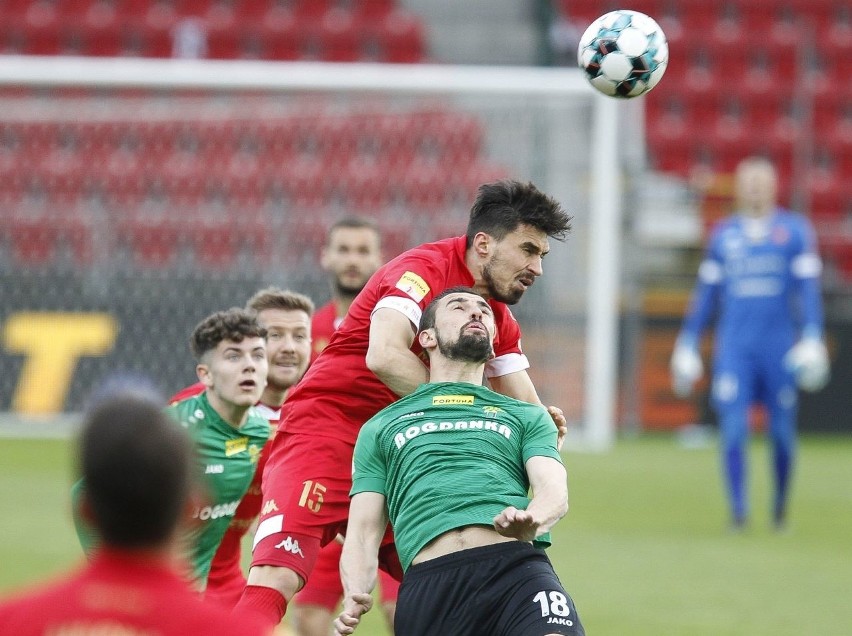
[{"left": 1, "top": 433, "right": 851, "bottom": 635}]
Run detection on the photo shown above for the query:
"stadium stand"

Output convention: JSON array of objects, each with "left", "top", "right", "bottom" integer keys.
[
  {"left": 562, "top": 0, "right": 852, "bottom": 284},
  {"left": 0, "top": 1, "right": 520, "bottom": 272},
  {"left": 3, "top": 0, "right": 850, "bottom": 283}
]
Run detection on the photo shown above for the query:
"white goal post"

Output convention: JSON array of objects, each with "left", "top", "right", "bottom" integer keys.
[{"left": 0, "top": 55, "right": 623, "bottom": 451}]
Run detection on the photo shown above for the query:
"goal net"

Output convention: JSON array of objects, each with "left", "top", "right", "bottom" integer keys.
[{"left": 0, "top": 56, "right": 628, "bottom": 451}]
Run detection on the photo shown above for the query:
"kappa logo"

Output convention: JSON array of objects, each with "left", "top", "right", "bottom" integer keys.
[
  {"left": 261, "top": 500, "right": 279, "bottom": 515},
  {"left": 274, "top": 536, "right": 305, "bottom": 557}
]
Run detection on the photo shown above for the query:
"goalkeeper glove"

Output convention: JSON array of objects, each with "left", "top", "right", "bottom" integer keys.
[
  {"left": 784, "top": 337, "right": 830, "bottom": 392},
  {"left": 670, "top": 337, "right": 703, "bottom": 398}
]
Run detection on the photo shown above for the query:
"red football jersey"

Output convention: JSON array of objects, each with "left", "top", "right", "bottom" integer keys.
[
  {"left": 0, "top": 549, "right": 267, "bottom": 635},
  {"left": 280, "top": 236, "right": 528, "bottom": 446},
  {"left": 310, "top": 300, "right": 342, "bottom": 363}
]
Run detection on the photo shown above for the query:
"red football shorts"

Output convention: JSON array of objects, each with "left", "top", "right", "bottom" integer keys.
[
  {"left": 250, "top": 432, "right": 352, "bottom": 583},
  {"left": 251, "top": 431, "right": 402, "bottom": 586}
]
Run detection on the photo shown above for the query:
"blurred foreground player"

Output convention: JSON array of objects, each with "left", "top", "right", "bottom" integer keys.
[
  {"left": 235, "top": 180, "right": 572, "bottom": 628},
  {"left": 73, "top": 308, "right": 271, "bottom": 587},
  {"left": 336, "top": 288, "right": 584, "bottom": 636},
  {"left": 0, "top": 395, "right": 268, "bottom": 635},
  {"left": 295, "top": 219, "right": 399, "bottom": 634},
  {"left": 671, "top": 156, "right": 830, "bottom": 530}
]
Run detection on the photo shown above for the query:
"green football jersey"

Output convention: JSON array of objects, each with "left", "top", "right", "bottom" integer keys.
[
  {"left": 71, "top": 392, "right": 270, "bottom": 588},
  {"left": 351, "top": 382, "right": 563, "bottom": 571}
]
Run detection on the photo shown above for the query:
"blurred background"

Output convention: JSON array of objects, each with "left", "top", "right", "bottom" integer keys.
[
  {"left": 1, "top": 2, "right": 851, "bottom": 633},
  {"left": 0, "top": 0, "right": 850, "bottom": 435}
]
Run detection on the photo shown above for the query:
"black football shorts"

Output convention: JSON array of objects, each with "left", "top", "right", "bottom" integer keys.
[{"left": 394, "top": 541, "right": 585, "bottom": 636}]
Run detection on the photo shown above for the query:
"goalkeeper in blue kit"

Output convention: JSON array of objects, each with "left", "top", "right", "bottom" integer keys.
[
  {"left": 671, "top": 156, "right": 830, "bottom": 530},
  {"left": 335, "top": 287, "right": 584, "bottom": 636}
]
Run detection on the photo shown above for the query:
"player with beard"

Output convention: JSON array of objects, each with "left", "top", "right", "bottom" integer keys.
[
  {"left": 293, "top": 218, "right": 399, "bottom": 635},
  {"left": 335, "top": 288, "right": 584, "bottom": 635},
  {"left": 236, "top": 180, "right": 573, "bottom": 628},
  {"left": 310, "top": 217, "right": 384, "bottom": 361}
]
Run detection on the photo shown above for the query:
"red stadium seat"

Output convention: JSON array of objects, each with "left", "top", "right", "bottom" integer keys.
[
  {"left": 280, "top": 155, "right": 333, "bottom": 209},
  {"left": 188, "top": 209, "right": 242, "bottom": 269},
  {"left": 339, "top": 156, "right": 394, "bottom": 211},
  {"left": 4, "top": 213, "right": 61, "bottom": 265},
  {"left": 289, "top": 0, "right": 330, "bottom": 19},
  {"left": 352, "top": 0, "right": 395, "bottom": 20},
  {"left": 369, "top": 9, "right": 425, "bottom": 63},
  {"left": 116, "top": 206, "right": 188, "bottom": 269},
  {"left": 314, "top": 9, "right": 363, "bottom": 62},
  {"left": 257, "top": 9, "right": 303, "bottom": 60},
  {"left": 2, "top": 201, "right": 94, "bottom": 266}
]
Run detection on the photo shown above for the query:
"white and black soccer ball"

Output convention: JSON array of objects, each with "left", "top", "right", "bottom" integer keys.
[{"left": 577, "top": 9, "right": 668, "bottom": 98}]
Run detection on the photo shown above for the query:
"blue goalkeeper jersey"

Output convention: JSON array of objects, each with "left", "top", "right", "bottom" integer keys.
[{"left": 681, "top": 208, "right": 824, "bottom": 354}]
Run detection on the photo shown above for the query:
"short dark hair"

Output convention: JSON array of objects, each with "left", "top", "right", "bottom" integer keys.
[
  {"left": 419, "top": 286, "right": 480, "bottom": 333},
  {"left": 79, "top": 395, "right": 193, "bottom": 549},
  {"left": 466, "top": 180, "right": 572, "bottom": 246},
  {"left": 327, "top": 217, "right": 382, "bottom": 245},
  {"left": 190, "top": 308, "right": 267, "bottom": 359},
  {"left": 246, "top": 287, "right": 315, "bottom": 316}
]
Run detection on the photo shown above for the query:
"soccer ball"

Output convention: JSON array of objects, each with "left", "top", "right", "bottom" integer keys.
[{"left": 577, "top": 10, "right": 668, "bottom": 98}]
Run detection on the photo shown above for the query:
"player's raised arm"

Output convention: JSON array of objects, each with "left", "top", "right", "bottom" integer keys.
[
  {"left": 335, "top": 492, "right": 387, "bottom": 635},
  {"left": 366, "top": 307, "right": 429, "bottom": 397}
]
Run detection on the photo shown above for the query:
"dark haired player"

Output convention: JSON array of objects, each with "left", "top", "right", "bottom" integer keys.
[
  {"left": 336, "top": 288, "right": 584, "bottom": 635},
  {"left": 236, "top": 180, "right": 574, "bottom": 628}
]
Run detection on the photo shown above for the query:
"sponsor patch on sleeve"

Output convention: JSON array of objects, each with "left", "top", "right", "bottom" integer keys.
[{"left": 395, "top": 271, "right": 430, "bottom": 302}]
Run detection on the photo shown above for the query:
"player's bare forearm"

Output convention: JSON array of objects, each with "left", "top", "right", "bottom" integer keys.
[
  {"left": 523, "top": 456, "right": 569, "bottom": 536},
  {"left": 337, "top": 545, "right": 377, "bottom": 635},
  {"left": 367, "top": 308, "right": 428, "bottom": 396},
  {"left": 337, "top": 492, "right": 386, "bottom": 633},
  {"left": 367, "top": 346, "right": 429, "bottom": 397}
]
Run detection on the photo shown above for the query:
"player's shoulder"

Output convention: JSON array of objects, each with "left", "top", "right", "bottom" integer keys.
[
  {"left": 489, "top": 299, "right": 517, "bottom": 323},
  {"left": 711, "top": 215, "right": 740, "bottom": 238},
  {"left": 775, "top": 208, "right": 813, "bottom": 231},
  {"left": 244, "top": 407, "right": 272, "bottom": 438},
  {"left": 168, "top": 382, "right": 205, "bottom": 405},
  {"left": 481, "top": 387, "right": 548, "bottom": 417},
  {"left": 166, "top": 392, "right": 203, "bottom": 418},
  {"left": 383, "top": 236, "right": 462, "bottom": 277},
  {"left": 176, "top": 601, "right": 268, "bottom": 636},
  {"left": 312, "top": 301, "right": 337, "bottom": 322}
]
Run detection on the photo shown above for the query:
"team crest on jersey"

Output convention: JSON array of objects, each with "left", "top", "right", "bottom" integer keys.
[
  {"left": 248, "top": 443, "right": 261, "bottom": 464},
  {"left": 432, "top": 395, "right": 474, "bottom": 405},
  {"left": 225, "top": 437, "right": 248, "bottom": 456},
  {"left": 395, "top": 271, "right": 430, "bottom": 302},
  {"left": 772, "top": 226, "right": 789, "bottom": 245},
  {"left": 483, "top": 405, "right": 503, "bottom": 415}
]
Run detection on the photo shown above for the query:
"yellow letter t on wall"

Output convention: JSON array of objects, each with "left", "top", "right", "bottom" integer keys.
[{"left": 3, "top": 312, "right": 118, "bottom": 415}]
